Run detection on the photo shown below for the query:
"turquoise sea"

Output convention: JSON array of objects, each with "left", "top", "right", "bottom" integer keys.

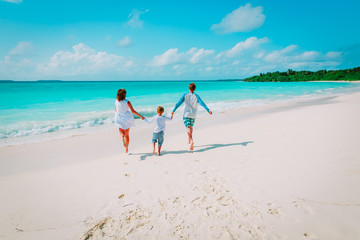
[{"left": 1, "top": 81, "right": 360, "bottom": 146}]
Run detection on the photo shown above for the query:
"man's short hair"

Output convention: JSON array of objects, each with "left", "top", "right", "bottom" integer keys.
[
  {"left": 157, "top": 106, "right": 164, "bottom": 113},
  {"left": 189, "top": 83, "right": 196, "bottom": 91}
]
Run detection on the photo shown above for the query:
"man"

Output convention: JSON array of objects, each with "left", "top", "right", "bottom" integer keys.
[{"left": 171, "top": 83, "right": 212, "bottom": 151}]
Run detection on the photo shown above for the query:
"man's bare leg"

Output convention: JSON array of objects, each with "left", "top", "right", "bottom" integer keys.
[{"left": 187, "top": 126, "right": 194, "bottom": 151}]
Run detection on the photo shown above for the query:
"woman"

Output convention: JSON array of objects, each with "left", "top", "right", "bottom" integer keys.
[{"left": 115, "top": 88, "right": 144, "bottom": 153}]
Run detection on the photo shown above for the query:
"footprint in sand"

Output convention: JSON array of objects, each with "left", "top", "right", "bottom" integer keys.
[
  {"left": 304, "top": 232, "right": 319, "bottom": 239},
  {"left": 82, "top": 170, "right": 265, "bottom": 240},
  {"left": 267, "top": 202, "right": 281, "bottom": 216},
  {"left": 292, "top": 200, "right": 314, "bottom": 214},
  {"left": 218, "top": 230, "right": 234, "bottom": 240}
]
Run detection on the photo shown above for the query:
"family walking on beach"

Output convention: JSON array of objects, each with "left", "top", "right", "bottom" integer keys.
[{"left": 114, "top": 83, "right": 212, "bottom": 155}]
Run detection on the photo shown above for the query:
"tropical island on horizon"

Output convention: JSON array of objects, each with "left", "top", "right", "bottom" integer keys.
[
  {"left": 1, "top": 67, "right": 359, "bottom": 83},
  {"left": 243, "top": 66, "right": 360, "bottom": 82}
]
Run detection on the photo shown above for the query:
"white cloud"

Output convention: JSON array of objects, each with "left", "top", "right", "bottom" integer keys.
[
  {"left": 0, "top": 41, "right": 36, "bottom": 79},
  {"left": 219, "top": 37, "right": 269, "bottom": 58},
  {"left": 150, "top": 40, "right": 343, "bottom": 78},
  {"left": 1, "top": 0, "right": 22, "bottom": 3},
  {"left": 152, "top": 48, "right": 182, "bottom": 66},
  {"left": 325, "top": 51, "right": 342, "bottom": 59},
  {"left": 117, "top": 36, "right": 132, "bottom": 47},
  {"left": 256, "top": 45, "right": 342, "bottom": 73},
  {"left": 254, "top": 51, "right": 266, "bottom": 59},
  {"left": 151, "top": 47, "right": 215, "bottom": 66},
  {"left": 264, "top": 45, "right": 297, "bottom": 62},
  {"left": 296, "top": 51, "right": 320, "bottom": 61},
  {"left": 9, "top": 41, "right": 34, "bottom": 56},
  {"left": 38, "top": 43, "right": 132, "bottom": 75},
  {"left": 149, "top": 38, "right": 342, "bottom": 78},
  {"left": 211, "top": 3, "right": 265, "bottom": 34},
  {"left": 125, "top": 60, "right": 134, "bottom": 67},
  {"left": 188, "top": 48, "right": 215, "bottom": 64},
  {"left": 127, "top": 9, "right": 149, "bottom": 28}
]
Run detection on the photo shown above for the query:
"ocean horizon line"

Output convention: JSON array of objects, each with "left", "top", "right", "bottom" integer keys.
[{"left": 0, "top": 79, "right": 243, "bottom": 83}]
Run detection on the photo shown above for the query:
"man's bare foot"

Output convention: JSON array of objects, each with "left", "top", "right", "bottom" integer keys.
[
  {"left": 189, "top": 141, "right": 194, "bottom": 151},
  {"left": 157, "top": 152, "right": 161, "bottom": 156},
  {"left": 152, "top": 149, "right": 155, "bottom": 154}
]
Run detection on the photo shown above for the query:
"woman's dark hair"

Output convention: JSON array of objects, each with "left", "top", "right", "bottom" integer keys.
[{"left": 117, "top": 89, "right": 126, "bottom": 101}]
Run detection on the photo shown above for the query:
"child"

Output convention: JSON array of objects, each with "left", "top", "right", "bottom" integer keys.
[
  {"left": 171, "top": 83, "right": 212, "bottom": 151},
  {"left": 145, "top": 106, "right": 172, "bottom": 156}
]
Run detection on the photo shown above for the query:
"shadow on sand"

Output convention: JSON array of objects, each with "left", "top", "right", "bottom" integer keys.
[{"left": 132, "top": 141, "right": 253, "bottom": 161}]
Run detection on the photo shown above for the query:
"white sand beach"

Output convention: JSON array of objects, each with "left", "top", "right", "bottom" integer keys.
[{"left": 1, "top": 92, "right": 360, "bottom": 240}]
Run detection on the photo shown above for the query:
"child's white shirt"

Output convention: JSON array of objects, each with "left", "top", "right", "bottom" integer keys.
[{"left": 145, "top": 115, "right": 171, "bottom": 133}]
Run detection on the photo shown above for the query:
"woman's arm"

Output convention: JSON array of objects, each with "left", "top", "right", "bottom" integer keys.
[{"left": 127, "top": 101, "right": 145, "bottom": 120}]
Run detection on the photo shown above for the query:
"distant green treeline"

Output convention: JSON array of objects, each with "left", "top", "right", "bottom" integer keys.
[{"left": 243, "top": 67, "right": 360, "bottom": 82}]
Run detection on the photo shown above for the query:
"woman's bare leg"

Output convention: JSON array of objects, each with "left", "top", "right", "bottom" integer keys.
[
  {"left": 119, "top": 128, "right": 126, "bottom": 147},
  {"left": 124, "top": 128, "right": 130, "bottom": 153}
]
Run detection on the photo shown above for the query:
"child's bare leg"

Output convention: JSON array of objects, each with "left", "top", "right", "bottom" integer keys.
[
  {"left": 152, "top": 143, "right": 156, "bottom": 154},
  {"left": 124, "top": 129, "right": 130, "bottom": 153},
  {"left": 158, "top": 145, "right": 162, "bottom": 156},
  {"left": 187, "top": 126, "right": 194, "bottom": 150}
]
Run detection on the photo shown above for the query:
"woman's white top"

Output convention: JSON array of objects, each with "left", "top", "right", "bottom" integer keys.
[{"left": 114, "top": 99, "right": 135, "bottom": 130}]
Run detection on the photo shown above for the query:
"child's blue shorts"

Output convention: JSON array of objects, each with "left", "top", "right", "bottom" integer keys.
[{"left": 152, "top": 131, "right": 164, "bottom": 146}]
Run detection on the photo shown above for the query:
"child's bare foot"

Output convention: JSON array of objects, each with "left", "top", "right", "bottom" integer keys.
[
  {"left": 189, "top": 141, "right": 194, "bottom": 151},
  {"left": 152, "top": 149, "right": 155, "bottom": 154}
]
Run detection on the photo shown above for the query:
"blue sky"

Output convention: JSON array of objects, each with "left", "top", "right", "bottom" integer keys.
[{"left": 0, "top": 0, "right": 359, "bottom": 80}]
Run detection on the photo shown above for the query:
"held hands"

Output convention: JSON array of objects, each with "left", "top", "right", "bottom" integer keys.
[{"left": 141, "top": 116, "right": 145, "bottom": 120}]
